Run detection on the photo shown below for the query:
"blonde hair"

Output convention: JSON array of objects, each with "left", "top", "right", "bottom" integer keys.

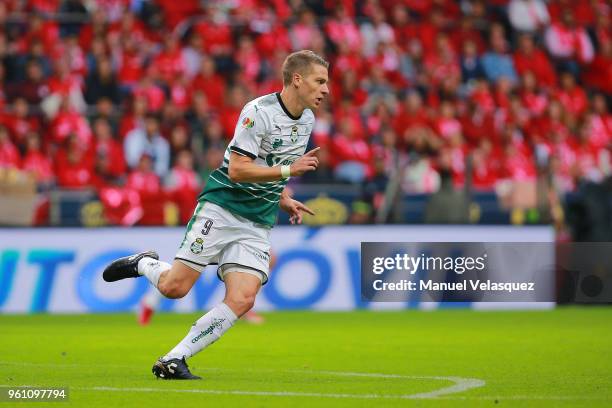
[{"left": 282, "top": 50, "right": 329, "bottom": 86}]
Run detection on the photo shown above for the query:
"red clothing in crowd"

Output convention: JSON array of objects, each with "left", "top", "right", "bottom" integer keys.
[
  {"left": 256, "top": 24, "right": 291, "bottom": 57},
  {"left": 192, "top": 72, "right": 226, "bottom": 109},
  {"left": 166, "top": 166, "right": 200, "bottom": 224},
  {"left": 555, "top": 86, "right": 588, "bottom": 117},
  {"left": 460, "top": 111, "right": 497, "bottom": 146},
  {"left": 520, "top": 90, "right": 549, "bottom": 118},
  {"left": 325, "top": 16, "right": 362, "bottom": 50},
  {"left": 132, "top": 82, "right": 166, "bottom": 112},
  {"left": 19, "top": 19, "right": 59, "bottom": 56},
  {"left": 126, "top": 169, "right": 161, "bottom": 197},
  {"left": 470, "top": 85, "right": 496, "bottom": 114},
  {"left": 0, "top": 138, "right": 20, "bottom": 168},
  {"left": 153, "top": 48, "right": 186, "bottom": 84},
  {"left": 155, "top": 0, "right": 200, "bottom": 28},
  {"left": 91, "top": 138, "right": 126, "bottom": 179},
  {"left": 55, "top": 148, "right": 94, "bottom": 188},
  {"left": 575, "top": 143, "right": 608, "bottom": 179},
  {"left": 547, "top": 1, "right": 597, "bottom": 26},
  {"left": 330, "top": 133, "right": 373, "bottom": 177},
  {"left": 108, "top": 15, "right": 150, "bottom": 47},
  {"left": 118, "top": 114, "right": 144, "bottom": 140},
  {"left": 513, "top": 49, "right": 557, "bottom": 88},
  {"left": 169, "top": 81, "right": 192, "bottom": 111},
  {"left": 393, "top": 108, "right": 429, "bottom": 138},
  {"left": 472, "top": 155, "right": 500, "bottom": 190},
  {"left": 46, "top": 74, "right": 81, "bottom": 97},
  {"left": 0, "top": 114, "right": 40, "bottom": 146},
  {"left": 219, "top": 106, "right": 242, "bottom": 140},
  {"left": 194, "top": 22, "right": 233, "bottom": 55},
  {"left": 126, "top": 168, "right": 166, "bottom": 225},
  {"left": 434, "top": 117, "right": 462, "bottom": 141},
  {"left": 28, "top": 0, "right": 60, "bottom": 13},
  {"left": 502, "top": 143, "right": 537, "bottom": 180},
  {"left": 22, "top": 150, "right": 54, "bottom": 183},
  {"left": 50, "top": 110, "right": 92, "bottom": 147},
  {"left": 118, "top": 48, "right": 145, "bottom": 86},
  {"left": 583, "top": 53, "right": 612, "bottom": 95},
  {"left": 332, "top": 50, "right": 365, "bottom": 82},
  {"left": 588, "top": 114, "right": 612, "bottom": 149}
]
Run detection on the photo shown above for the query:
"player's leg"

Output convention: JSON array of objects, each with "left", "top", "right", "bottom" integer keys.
[
  {"left": 138, "top": 260, "right": 199, "bottom": 325},
  {"left": 104, "top": 202, "right": 219, "bottom": 299},
  {"left": 103, "top": 254, "right": 200, "bottom": 299},
  {"left": 152, "top": 271, "right": 261, "bottom": 380},
  {"left": 222, "top": 271, "right": 262, "bottom": 317},
  {"left": 139, "top": 253, "right": 273, "bottom": 326},
  {"left": 163, "top": 271, "right": 260, "bottom": 360},
  {"left": 242, "top": 252, "right": 275, "bottom": 324},
  {"left": 152, "top": 203, "right": 267, "bottom": 379}
]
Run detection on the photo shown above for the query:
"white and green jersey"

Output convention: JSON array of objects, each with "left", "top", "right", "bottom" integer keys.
[{"left": 199, "top": 92, "right": 315, "bottom": 227}]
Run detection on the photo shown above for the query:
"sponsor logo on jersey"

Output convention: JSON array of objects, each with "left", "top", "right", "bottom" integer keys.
[
  {"left": 272, "top": 138, "right": 283, "bottom": 149},
  {"left": 190, "top": 238, "right": 204, "bottom": 254},
  {"left": 265, "top": 153, "right": 295, "bottom": 167},
  {"left": 242, "top": 117, "right": 255, "bottom": 128},
  {"left": 290, "top": 125, "right": 298, "bottom": 143}
]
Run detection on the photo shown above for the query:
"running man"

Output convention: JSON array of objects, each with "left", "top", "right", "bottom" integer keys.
[{"left": 103, "top": 50, "right": 329, "bottom": 379}]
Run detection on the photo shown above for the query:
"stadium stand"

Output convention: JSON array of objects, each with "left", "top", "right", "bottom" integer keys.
[{"left": 0, "top": 0, "right": 609, "bottom": 230}]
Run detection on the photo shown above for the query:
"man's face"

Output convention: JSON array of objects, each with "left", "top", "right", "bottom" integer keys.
[
  {"left": 297, "top": 64, "right": 329, "bottom": 110},
  {"left": 145, "top": 118, "right": 158, "bottom": 135}
]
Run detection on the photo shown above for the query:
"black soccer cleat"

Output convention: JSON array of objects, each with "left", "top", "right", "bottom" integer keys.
[
  {"left": 152, "top": 357, "right": 201, "bottom": 380},
  {"left": 102, "top": 251, "right": 159, "bottom": 282}
]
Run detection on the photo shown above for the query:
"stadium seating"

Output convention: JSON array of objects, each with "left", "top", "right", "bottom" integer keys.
[{"left": 0, "top": 0, "right": 609, "bottom": 226}]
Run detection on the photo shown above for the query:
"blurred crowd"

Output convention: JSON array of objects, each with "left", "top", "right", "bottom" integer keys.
[{"left": 0, "top": 0, "right": 610, "bottom": 225}]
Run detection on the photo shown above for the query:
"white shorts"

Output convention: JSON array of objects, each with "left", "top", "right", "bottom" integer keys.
[{"left": 175, "top": 201, "right": 272, "bottom": 284}]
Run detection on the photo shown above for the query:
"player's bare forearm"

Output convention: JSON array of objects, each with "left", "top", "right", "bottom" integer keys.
[
  {"left": 228, "top": 152, "right": 285, "bottom": 183},
  {"left": 228, "top": 148, "right": 320, "bottom": 183}
]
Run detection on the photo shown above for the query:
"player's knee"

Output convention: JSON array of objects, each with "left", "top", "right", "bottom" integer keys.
[
  {"left": 225, "top": 292, "right": 256, "bottom": 315},
  {"left": 158, "top": 280, "right": 189, "bottom": 299}
]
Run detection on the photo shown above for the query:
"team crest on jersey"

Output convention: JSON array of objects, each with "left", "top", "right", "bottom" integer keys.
[
  {"left": 190, "top": 238, "right": 204, "bottom": 254},
  {"left": 272, "top": 138, "right": 283, "bottom": 149},
  {"left": 290, "top": 125, "right": 298, "bottom": 143},
  {"left": 242, "top": 117, "right": 255, "bottom": 129}
]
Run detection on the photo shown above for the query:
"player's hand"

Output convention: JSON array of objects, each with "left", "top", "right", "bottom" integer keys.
[
  {"left": 280, "top": 197, "right": 315, "bottom": 224},
  {"left": 289, "top": 147, "right": 320, "bottom": 176}
]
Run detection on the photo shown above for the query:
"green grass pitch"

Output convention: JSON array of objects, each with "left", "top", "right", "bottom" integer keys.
[{"left": 1, "top": 308, "right": 610, "bottom": 407}]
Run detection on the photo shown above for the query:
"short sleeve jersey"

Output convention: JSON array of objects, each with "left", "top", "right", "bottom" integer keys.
[{"left": 198, "top": 92, "right": 315, "bottom": 227}]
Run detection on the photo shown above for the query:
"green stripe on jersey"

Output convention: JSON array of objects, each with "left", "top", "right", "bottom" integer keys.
[
  {"left": 198, "top": 168, "right": 288, "bottom": 227},
  {"left": 216, "top": 167, "right": 285, "bottom": 193}
]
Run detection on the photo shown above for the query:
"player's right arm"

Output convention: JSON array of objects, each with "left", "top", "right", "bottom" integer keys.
[
  {"left": 227, "top": 104, "right": 319, "bottom": 183},
  {"left": 228, "top": 148, "right": 320, "bottom": 183}
]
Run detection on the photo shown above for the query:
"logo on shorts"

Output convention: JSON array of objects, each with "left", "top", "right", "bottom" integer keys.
[
  {"left": 190, "top": 238, "right": 204, "bottom": 254},
  {"left": 250, "top": 249, "right": 270, "bottom": 263}
]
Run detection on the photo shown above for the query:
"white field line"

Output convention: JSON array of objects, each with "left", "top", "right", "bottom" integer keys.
[
  {"left": 0, "top": 385, "right": 606, "bottom": 401},
  {"left": 288, "top": 370, "right": 485, "bottom": 399},
  {"left": 0, "top": 362, "right": 608, "bottom": 401}
]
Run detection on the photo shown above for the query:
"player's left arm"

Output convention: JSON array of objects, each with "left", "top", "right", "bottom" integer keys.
[{"left": 279, "top": 187, "right": 315, "bottom": 225}]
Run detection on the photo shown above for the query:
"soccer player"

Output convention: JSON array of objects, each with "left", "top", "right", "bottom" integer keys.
[{"left": 103, "top": 50, "right": 329, "bottom": 379}]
